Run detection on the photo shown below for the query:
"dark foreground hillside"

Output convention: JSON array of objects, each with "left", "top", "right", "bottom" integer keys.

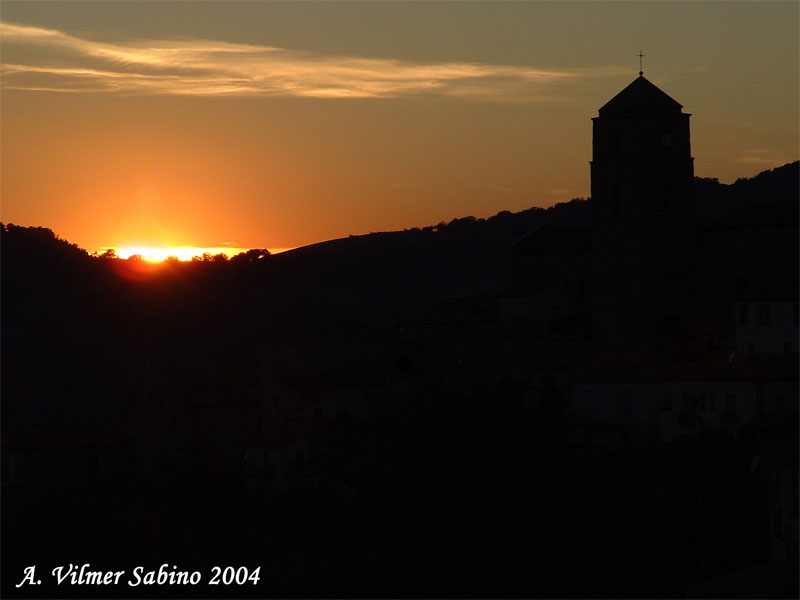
[{"left": 2, "top": 162, "right": 798, "bottom": 599}]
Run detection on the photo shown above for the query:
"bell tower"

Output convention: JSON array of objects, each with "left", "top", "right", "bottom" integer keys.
[{"left": 590, "top": 73, "right": 696, "bottom": 345}]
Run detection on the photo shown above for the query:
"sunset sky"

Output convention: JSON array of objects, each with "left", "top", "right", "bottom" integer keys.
[{"left": 1, "top": 1, "right": 797, "bottom": 254}]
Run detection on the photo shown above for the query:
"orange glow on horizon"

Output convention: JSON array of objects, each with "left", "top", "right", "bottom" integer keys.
[{"left": 109, "top": 246, "right": 292, "bottom": 262}]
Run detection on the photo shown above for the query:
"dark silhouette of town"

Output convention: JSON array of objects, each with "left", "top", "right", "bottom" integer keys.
[{"left": 2, "top": 75, "right": 798, "bottom": 598}]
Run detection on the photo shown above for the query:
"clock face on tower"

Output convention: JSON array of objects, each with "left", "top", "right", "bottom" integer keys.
[{"left": 659, "top": 132, "right": 673, "bottom": 148}]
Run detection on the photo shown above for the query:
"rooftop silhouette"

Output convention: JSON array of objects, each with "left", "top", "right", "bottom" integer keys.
[{"left": 598, "top": 74, "right": 684, "bottom": 116}]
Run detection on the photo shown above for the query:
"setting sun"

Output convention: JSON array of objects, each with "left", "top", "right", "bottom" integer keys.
[{"left": 113, "top": 246, "right": 248, "bottom": 262}]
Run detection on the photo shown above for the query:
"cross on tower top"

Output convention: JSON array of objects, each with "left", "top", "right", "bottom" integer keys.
[{"left": 637, "top": 50, "right": 646, "bottom": 76}]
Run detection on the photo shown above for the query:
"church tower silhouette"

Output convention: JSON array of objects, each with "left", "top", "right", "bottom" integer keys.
[{"left": 590, "top": 74, "right": 697, "bottom": 345}]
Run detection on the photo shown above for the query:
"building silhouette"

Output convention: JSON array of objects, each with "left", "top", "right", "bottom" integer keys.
[
  {"left": 591, "top": 74, "right": 697, "bottom": 345},
  {"left": 509, "top": 73, "right": 798, "bottom": 354}
]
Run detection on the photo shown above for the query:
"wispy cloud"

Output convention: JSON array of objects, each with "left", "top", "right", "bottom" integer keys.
[
  {"left": 736, "top": 148, "right": 791, "bottom": 165},
  {"left": 1, "top": 22, "right": 626, "bottom": 101}
]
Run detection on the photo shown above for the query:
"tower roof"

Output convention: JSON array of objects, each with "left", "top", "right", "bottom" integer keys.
[{"left": 598, "top": 75, "right": 683, "bottom": 117}]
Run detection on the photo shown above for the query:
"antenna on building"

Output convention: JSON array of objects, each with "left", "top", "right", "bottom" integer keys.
[{"left": 637, "top": 50, "right": 646, "bottom": 76}]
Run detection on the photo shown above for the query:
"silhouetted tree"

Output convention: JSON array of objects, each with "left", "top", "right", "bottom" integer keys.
[
  {"left": 93, "top": 248, "right": 117, "bottom": 259},
  {"left": 230, "top": 248, "right": 270, "bottom": 264}
]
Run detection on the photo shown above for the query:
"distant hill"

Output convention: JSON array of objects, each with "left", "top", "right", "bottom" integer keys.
[
  {"left": 262, "top": 161, "right": 798, "bottom": 326},
  {"left": 1, "top": 224, "right": 128, "bottom": 435},
  {"left": 252, "top": 196, "right": 596, "bottom": 330},
  {"left": 695, "top": 161, "right": 799, "bottom": 222}
]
